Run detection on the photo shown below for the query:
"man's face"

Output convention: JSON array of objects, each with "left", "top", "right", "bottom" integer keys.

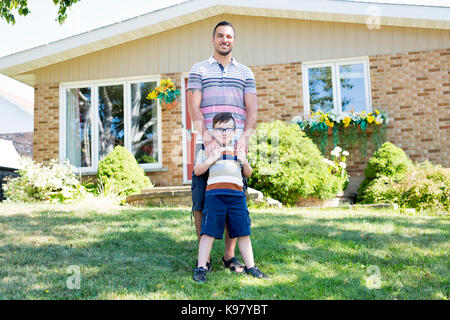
[{"left": 212, "top": 25, "right": 235, "bottom": 56}]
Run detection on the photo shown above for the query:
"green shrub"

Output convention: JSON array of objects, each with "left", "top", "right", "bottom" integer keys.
[
  {"left": 358, "top": 141, "right": 412, "bottom": 198},
  {"left": 247, "top": 120, "right": 342, "bottom": 206},
  {"left": 397, "top": 161, "right": 449, "bottom": 212},
  {"left": 358, "top": 161, "right": 449, "bottom": 212},
  {"left": 97, "top": 146, "right": 153, "bottom": 197},
  {"left": 3, "top": 157, "right": 87, "bottom": 203}
]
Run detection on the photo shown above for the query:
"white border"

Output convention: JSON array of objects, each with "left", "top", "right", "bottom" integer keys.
[{"left": 59, "top": 74, "right": 162, "bottom": 174}]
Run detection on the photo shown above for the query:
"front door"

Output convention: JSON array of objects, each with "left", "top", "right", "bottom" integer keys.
[{"left": 182, "top": 74, "right": 201, "bottom": 183}]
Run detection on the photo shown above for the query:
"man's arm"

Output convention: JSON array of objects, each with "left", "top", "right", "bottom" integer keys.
[
  {"left": 187, "top": 88, "right": 218, "bottom": 156},
  {"left": 237, "top": 92, "right": 257, "bottom": 154}
]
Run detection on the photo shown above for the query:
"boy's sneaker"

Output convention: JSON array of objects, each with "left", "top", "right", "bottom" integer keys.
[
  {"left": 193, "top": 267, "right": 207, "bottom": 283},
  {"left": 244, "top": 266, "right": 269, "bottom": 279}
]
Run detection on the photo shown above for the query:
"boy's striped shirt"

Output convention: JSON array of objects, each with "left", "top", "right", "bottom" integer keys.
[{"left": 195, "top": 143, "right": 244, "bottom": 196}]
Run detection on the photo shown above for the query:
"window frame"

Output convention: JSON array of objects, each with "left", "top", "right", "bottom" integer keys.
[
  {"left": 302, "top": 56, "right": 372, "bottom": 116},
  {"left": 59, "top": 74, "right": 162, "bottom": 174}
]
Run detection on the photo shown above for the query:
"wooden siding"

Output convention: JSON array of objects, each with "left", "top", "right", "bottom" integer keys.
[{"left": 34, "top": 14, "right": 450, "bottom": 84}]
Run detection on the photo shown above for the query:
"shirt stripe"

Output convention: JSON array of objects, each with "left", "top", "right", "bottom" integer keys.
[{"left": 187, "top": 56, "right": 257, "bottom": 139}]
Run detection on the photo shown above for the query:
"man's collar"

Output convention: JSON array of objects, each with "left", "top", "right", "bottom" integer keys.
[{"left": 208, "top": 56, "right": 237, "bottom": 66}]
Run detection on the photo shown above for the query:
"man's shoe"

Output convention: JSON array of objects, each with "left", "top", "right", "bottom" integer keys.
[
  {"left": 193, "top": 267, "right": 207, "bottom": 283},
  {"left": 244, "top": 266, "right": 269, "bottom": 279}
]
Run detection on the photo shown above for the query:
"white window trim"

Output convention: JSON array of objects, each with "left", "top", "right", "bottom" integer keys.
[
  {"left": 302, "top": 56, "right": 372, "bottom": 117},
  {"left": 59, "top": 74, "right": 162, "bottom": 174}
]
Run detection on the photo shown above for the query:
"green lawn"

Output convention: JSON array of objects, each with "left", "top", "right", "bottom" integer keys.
[{"left": 0, "top": 201, "right": 448, "bottom": 300}]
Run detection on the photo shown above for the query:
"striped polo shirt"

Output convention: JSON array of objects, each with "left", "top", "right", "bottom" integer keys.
[
  {"left": 187, "top": 56, "right": 257, "bottom": 141},
  {"left": 195, "top": 143, "right": 244, "bottom": 196}
]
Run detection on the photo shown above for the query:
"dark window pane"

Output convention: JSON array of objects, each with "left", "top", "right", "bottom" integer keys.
[
  {"left": 130, "top": 82, "right": 159, "bottom": 164},
  {"left": 308, "top": 66, "right": 334, "bottom": 113},
  {"left": 98, "top": 84, "right": 124, "bottom": 160}
]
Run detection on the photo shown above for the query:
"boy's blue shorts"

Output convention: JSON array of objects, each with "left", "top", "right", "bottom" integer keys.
[{"left": 200, "top": 191, "right": 251, "bottom": 239}]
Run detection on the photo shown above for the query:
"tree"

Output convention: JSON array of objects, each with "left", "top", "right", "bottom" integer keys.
[
  {"left": 308, "top": 65, "right": 354, "bottom": 113},
  {"left": 0, "top": 0, "right": 80, "bottom": 25}
]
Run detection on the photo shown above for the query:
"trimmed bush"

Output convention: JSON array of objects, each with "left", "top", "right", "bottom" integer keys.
[
  {"left": 3, "top": 157, "right": 87, "bottom": 203},
  {"left": 359, "top": 161, "right": 449, "bottom": 212},
  {"left": 247, "top": 120, "right": 342, "bottom": 206},
  {"left": 97, "top": 146, "right": 153, "bottom": 197},
  {"left": 358, "top": 141, "right": 412, "bottom": 198}
]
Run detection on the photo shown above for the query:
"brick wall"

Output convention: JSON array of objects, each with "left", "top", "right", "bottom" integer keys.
[
  {"left": 369, "top": 48, "right": 449, "bottom": 169},
  {"left": 33, "top": 83, "right": 59, "bottom": 164},
  {"left": 149, "top": 72, "right": 184, "bottom": 186},
  {"left": 33, "top": 47, "right": 449, "bottom": 187}
]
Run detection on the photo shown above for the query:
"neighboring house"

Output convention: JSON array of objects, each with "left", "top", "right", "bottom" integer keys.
[
  {"left": 0, "top": 0, "right": 448, "bottom": 189},
  {"left": 0, "top": 138, "right": 21, "bottom": 201},
  {"left": 0, "top": 88, "right": 34, "bottom": 158}
]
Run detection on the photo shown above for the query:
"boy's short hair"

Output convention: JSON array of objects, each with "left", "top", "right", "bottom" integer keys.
[{"left": 212, "top": 112, "right": 236, "bottom": 129}]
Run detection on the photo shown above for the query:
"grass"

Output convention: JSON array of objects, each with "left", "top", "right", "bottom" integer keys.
[{"left": 0, "top": 201, "right": 448, "bottom": 300}]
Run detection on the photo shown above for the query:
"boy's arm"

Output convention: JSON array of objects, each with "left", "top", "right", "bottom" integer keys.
[
  {"left": 194, "top": 160, "right": 212, "bottom": 176},
  {"left": 237, "top": 150, "right": 252, "bottom": 177},
  {"left": 193, "top": 148, "right": 221, "bottom": 176},
  {"left": 241, "top": 161, "right": 252, "bottom": 178}
]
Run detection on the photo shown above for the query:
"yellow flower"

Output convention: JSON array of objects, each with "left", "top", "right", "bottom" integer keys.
[
  {"left": 147, "top": 92, "right": 157, "bottom": 100},
  {"left": 367, "top": 116, "right": 375, "bottom": 124},
  {"left": 343, "top": 117, "right": 351, "bottom": 127},
  {"left": 375, "top": 109, "right": 380, "bottom": 115},
  {"left": 325, "top": 119, "right": 334, "bottom": 127}
]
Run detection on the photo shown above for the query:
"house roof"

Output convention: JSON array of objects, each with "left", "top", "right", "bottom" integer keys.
[{"left": 1, "top": 0, "right": 449, "bottom": 85}]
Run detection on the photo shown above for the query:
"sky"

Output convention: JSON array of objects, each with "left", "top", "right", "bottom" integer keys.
[{"left": 0, "top": 0, "right": 449, "bottom": 99}]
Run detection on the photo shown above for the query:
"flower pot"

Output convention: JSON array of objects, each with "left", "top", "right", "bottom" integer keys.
[{"left": 163, "top": 100, "right": 179, "bottom": 110}]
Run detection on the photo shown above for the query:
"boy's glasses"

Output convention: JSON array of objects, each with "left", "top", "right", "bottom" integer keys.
[{"left": 214, "top": 128, "right": 235, "bottom": 133}]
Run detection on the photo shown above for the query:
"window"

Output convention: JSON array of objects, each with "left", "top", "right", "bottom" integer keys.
[
  {"left": 302, "top": 57, "right": 372, "bottom": 115},
  {"left": 60, "top": 76, "right": 162, "bottom": 173}
]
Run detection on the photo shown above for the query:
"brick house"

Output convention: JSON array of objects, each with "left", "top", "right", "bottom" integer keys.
[
  {"left": 0, "top": 89, "right": 34, "bottom": 158},
  {"left": 0, "top": 0, "right": 448, "bottom": 192}
]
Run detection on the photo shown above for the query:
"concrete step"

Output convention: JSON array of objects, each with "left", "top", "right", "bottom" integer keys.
[{"left": 125, "top": 185, "right": 283, "bottom": 207}]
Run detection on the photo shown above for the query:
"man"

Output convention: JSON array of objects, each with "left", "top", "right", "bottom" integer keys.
[{"left": 186, "top": 21, "right": 258, "bottom": 273}]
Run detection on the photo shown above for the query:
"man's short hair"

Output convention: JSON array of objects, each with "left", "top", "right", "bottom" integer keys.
[
  {"left": 212, "top": 112, "right": 236, "bottom": 129},
  {"left": 212, "top": 21, "right": 235, "bottom": 39}
]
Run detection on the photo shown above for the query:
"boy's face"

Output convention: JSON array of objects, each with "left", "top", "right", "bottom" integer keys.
[{"left": 212, "top": 119, "right": 236, "bottom": 145}]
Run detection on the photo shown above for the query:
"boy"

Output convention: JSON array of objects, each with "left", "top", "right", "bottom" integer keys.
[{"left": 193, "top": 112, "right": 268, "bottom": 283}]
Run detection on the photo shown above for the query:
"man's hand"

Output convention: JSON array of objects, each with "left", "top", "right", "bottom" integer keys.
[
  {"left": 206, "top": 146, "right": 222, "bottom": 165},
  {"left": 236, "top": 149, "right": 248, "bottom": 165},
  {"left": 205, "top": 136, "right": 220, "bottom": 159}
]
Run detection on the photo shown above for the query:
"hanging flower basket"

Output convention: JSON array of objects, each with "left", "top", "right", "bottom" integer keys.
[
  {"left": 146, "top": 78, "right": 180, "bottom": 109},
  {"left": 162, "top": 100, "right": 179, "bottom": 110}
]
